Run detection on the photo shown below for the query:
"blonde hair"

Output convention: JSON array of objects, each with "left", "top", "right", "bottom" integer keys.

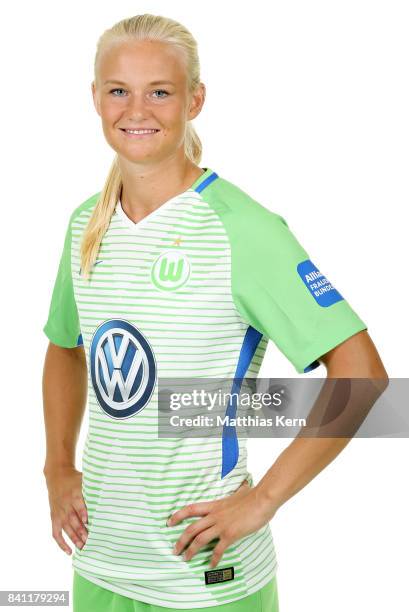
[{"left": 80, "top": 14, "right": 203, "bottom": 280}]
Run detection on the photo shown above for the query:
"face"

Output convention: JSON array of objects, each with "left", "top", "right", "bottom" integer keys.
[{"left": 92, "top": 39, "right": 205, "bottom": 165}]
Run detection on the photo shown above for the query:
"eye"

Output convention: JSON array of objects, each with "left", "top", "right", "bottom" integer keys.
[
  {"left": 110, "top": 88, "right": 126, "bottom": 96},
  {"left": 152, "top": 89, "right": 169, "bottom": 98},
  {"left": 108, "top": 88, "right": 169, "bottom": 98}
]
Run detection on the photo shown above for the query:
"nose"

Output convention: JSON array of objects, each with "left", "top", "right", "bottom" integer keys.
[{"left": 125, "top": 92, "right": 149, "bottom": 119}]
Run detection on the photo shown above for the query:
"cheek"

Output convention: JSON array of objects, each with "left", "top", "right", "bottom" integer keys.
[
  {"left": 157, "top": 99, "right": 186, "bottom": 125},
  {"left": 99, "top": 100, "right": 123, "bottom": 122}
]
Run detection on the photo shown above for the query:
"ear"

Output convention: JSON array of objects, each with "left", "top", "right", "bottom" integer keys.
[
  {"left": 188, "top": 82, "right": 206, "bottom": 121},
  {"left": 91, "top": 81, "right": 101, "bottom": 116}
]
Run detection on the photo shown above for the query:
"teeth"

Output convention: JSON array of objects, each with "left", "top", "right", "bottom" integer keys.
[{"left": 125, "top": 129, "right": 158, "bottom": 134}]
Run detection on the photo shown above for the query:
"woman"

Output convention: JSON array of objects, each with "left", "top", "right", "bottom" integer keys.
[{"left": 42, "top": 13, "right": 388, "bottom": 612}]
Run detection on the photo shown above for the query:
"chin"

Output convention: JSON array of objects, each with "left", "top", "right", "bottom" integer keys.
[
  {"left": 115, "top": 149, "right": 162, "bottom": 165},
  {"left": 106, "top": 137, "right": 153, "bottom": 159}
]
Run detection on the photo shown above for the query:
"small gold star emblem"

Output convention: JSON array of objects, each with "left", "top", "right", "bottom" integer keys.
[{"left": 172, "top": 236, "right": 183, "bottom": 246}]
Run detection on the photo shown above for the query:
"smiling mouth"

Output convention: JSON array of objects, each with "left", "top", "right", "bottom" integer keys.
[{"left": 120, "top": 128, "right": 160, "bottom": 135}]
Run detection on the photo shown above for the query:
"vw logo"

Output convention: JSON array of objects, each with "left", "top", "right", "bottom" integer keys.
[{"left": 90, "top": 319, "right": 157, "bottom": 419}]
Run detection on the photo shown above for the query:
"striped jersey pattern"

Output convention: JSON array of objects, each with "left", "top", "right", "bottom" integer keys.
[{"left": 69, "top": 169, "right": 278, "bottom": 607}]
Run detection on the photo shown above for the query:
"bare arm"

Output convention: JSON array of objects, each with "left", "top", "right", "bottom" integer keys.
[
  {"left": 42, "top": 342, "right": 88, "bottom": 473},
  {"left": 42, "top": 341, "right": 89, "bottom": 555},
  {"left": 166, "top": 330, "right": 390, "bottom": 569},
  {"left": 254, "top": 330, "right": 389, "bottom": 509}
]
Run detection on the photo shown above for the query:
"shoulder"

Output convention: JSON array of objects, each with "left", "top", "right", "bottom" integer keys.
[
  {"left": 202, "top": 171, "right": 310, "bottom": 260},
  {"left": 68, "top": 191, "right": 101, "bottom": 226},
  {"left": 203, "top": 171, "right": 290, "bottom": 237}
]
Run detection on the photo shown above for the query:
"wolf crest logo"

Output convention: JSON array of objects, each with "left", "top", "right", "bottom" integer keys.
[
  {"left": 151, "top": 250, "right": 191, "bottom": 291},
  {"left": 90, "top": 319, "right": 157, "bottom": 419}
]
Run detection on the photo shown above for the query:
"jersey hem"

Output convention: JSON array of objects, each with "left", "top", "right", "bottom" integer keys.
[
  {"left": 294, "top": 320, "right": 368, "bottom": 374},
  {"left": 72, "top": 565, "right": 278, "bottom": 609},
  {"left": 42, "top": 323, "right": 78, "bottom": 348}
]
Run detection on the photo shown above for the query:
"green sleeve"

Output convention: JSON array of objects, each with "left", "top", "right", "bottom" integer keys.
[
  {"left": 43, "top": 213, "right": 83, "bottom": 348},
  {"left": 225, "top": 204, "right": 367, "bottom": 373}
]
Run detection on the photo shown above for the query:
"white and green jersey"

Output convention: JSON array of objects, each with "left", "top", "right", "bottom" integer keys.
[{"left": 43, "top": 167, "right": 367, "bottom": 608}]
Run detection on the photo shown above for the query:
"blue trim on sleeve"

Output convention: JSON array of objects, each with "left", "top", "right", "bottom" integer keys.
[
  {"left": 76, "top": 333, "right": 83, "bottom": 346},
  {"left": 194, "top": 171, "right": 219, "bottom": 193},
  {"left": 304, "top": 359, "right": 320, "bottom": 372},
  {"left": 221, "top": 325, "right": 263, "bottom": 478}
]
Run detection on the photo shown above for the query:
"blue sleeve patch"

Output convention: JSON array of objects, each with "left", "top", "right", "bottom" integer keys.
[{"left": 297, "top": 259, "right": 344, "bottom": 307}]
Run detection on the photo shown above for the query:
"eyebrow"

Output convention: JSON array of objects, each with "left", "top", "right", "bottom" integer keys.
[{"left": 103, "top": 79, "right": 175, "bottom": 86}]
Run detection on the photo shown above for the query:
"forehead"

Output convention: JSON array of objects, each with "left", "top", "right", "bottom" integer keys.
[{"left": 97, "top": 39, "right": 187, "bottom": 85}]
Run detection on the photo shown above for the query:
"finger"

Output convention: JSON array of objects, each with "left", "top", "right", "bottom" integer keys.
[
  {"left": 62, "top": 516, "right": 86, "bottom": 549},
  {"left": 72, "top": 496, "right": 88, "bottom": 525},
  {"left": 209, "top": 538, "right": 228, "bottom": 568},
  {"left": 168, "top": 501, "right": 215, "bottom": 526},
  {"left": 238, "top": 478, "right": 250, "bottom": 491},
  {"left": 173, "top": 516, "right": 215, "bottom": 555},
  {"left": 182, "top": 526, "right": 220, "bottom": 562},
  {"left": 52, "top": 523, "right": 72, "bottom": 556},
  {"left": 67, "top": 508, "right": 88, "bottom": 543}
]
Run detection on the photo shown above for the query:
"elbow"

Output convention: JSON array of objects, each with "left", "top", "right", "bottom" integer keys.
[{"left": 373, "top": 364, "right": 389, "bottom": 393}]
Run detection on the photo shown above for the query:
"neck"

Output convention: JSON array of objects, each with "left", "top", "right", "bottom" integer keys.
[{"left": 118, "top": 155, "right": 204, "bottom": 223}]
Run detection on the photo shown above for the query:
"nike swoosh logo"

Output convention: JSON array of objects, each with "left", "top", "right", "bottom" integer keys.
[{"left": 78, "top": 260, "right": 103, "bottom": 275}]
